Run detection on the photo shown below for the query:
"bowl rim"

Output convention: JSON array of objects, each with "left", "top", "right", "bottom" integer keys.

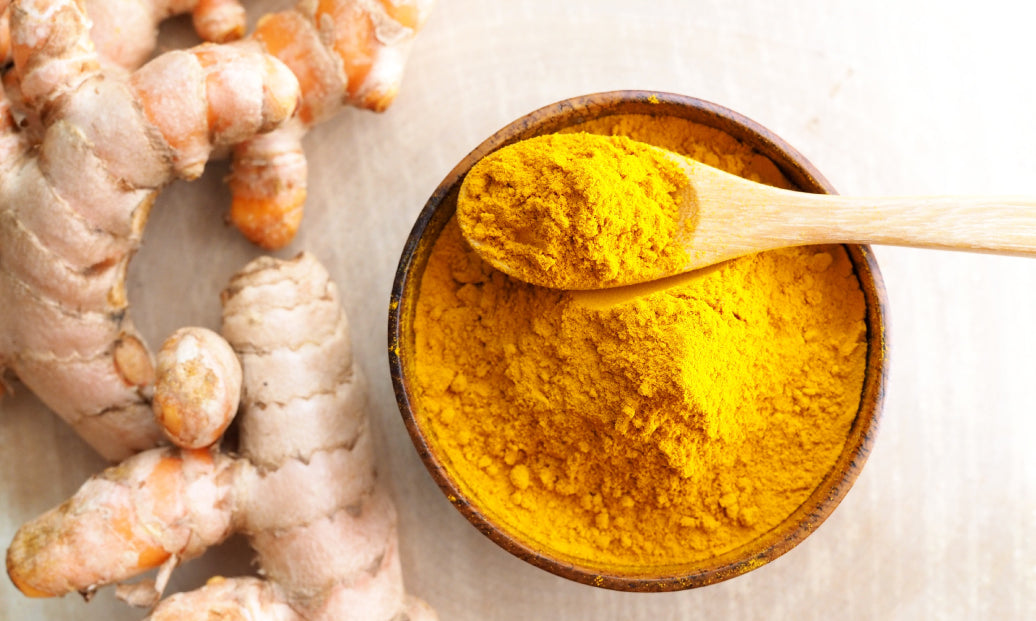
[{"left": 388, "top": 90, "right": 889, "bottom": 592}]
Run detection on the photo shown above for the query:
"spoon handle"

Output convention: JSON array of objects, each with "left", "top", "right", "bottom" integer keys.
[
  {"left": 775, "top": 192, "right": 1036, "bottom": 255},
  {"left": 683, "top": 156, "right": 1036, "bottom": 271}
]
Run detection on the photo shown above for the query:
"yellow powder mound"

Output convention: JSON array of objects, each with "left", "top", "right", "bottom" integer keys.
[{"left": 411, "top": 114, "right": 867, "bottom": 568}]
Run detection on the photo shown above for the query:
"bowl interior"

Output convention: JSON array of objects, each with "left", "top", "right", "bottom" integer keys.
[{"left": 389, "top": 91, "right": 888, "bottom": 591}]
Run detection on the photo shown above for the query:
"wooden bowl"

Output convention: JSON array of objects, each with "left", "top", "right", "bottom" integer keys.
[{"left": 388, "top": 91, "right": 888, "bottom": 591}]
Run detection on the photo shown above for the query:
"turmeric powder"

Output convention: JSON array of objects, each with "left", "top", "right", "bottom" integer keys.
[
  {"left": 411, "top": 114, "right": 868, "bottom": 569},
  {"left": 457, "top": 133, "right": 692, "bottom": 289}
]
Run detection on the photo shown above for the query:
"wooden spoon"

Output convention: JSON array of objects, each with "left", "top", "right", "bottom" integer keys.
[{"left": 458, "top": 133, "right": 1036, "bottom": 290}]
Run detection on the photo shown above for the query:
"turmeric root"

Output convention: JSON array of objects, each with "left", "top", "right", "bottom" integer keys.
[
  {"left": 79, "top": 0, "right": 248, "bottom": 70},
  {"left": 0, "top": 0, "right": 246, "bottom": 70},
  {"left": 7, "top": 253, "right": 435, "bottom": 621},
  {"left": 153, "top": 327, "right": 242, "bottom": 449},
  {"left": 0, "top": 5, "right": 9, "bottom": 68},
  {"left": 0, "top": 0, "right": 300, "bottom": 460},
  {"left": 227, "top": 0, "right": 437, "bottom": 249},
  {"left": 3, "top": 0, "right": 435, "bottom": 250}
]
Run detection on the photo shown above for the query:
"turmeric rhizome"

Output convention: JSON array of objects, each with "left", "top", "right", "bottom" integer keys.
[{"left": 411, "top": 114, "right": 869, "bottom": 570}]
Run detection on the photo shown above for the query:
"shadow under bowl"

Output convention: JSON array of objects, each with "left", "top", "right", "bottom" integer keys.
[{"left": 389, "top": 91, "right": 889, "bottom": 592}]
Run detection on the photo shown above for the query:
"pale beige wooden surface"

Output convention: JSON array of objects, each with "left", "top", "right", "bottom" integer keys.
[{"left": 2, "top": 1, "right": 1035, "bottom": 619}]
